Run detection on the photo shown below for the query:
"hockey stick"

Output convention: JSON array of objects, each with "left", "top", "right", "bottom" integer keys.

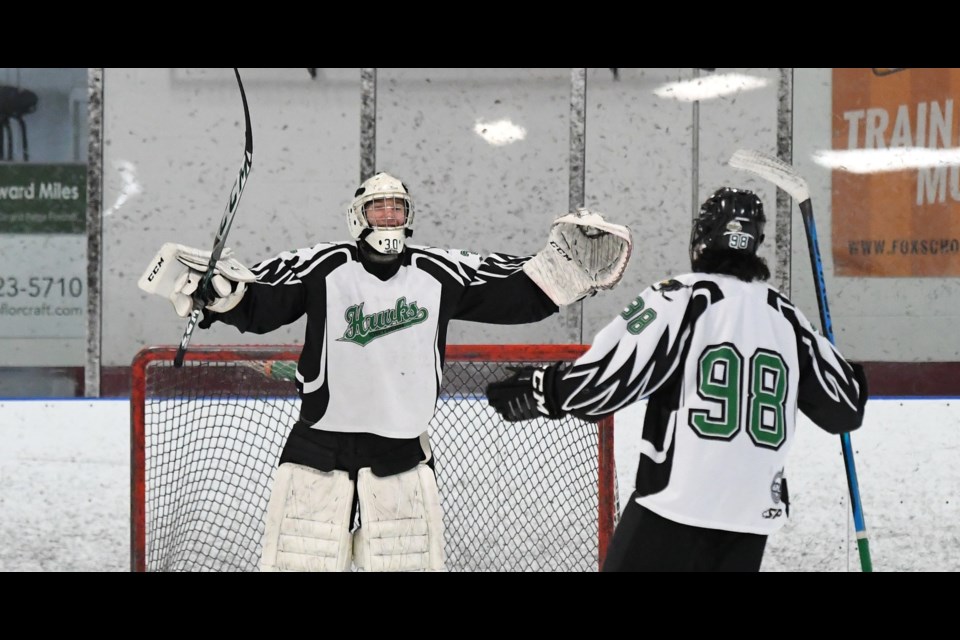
[
  {"left": 174, "top": 68, "right": 253, "bottom": 368},
  {"left": 728, "top": 149, "right": 873, "bottom": 572}
]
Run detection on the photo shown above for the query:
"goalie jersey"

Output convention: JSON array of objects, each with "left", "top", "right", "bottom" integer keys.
[
  {"left": 206, "top": 242, "right": 557, "bottom": 439},
  {"left": 551, "top": 273, "right": 867, "bottom": 535}
]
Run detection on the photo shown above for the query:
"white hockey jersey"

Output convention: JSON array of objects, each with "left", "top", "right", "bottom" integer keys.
[
  {"left": 551, "top": 272, "right": 867, "bottom": 535},
  {"left": 208, "top": 242, "right": 557, "bottom": 439}
]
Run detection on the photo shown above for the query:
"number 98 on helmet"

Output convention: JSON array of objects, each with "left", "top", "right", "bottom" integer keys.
[{"left": 690, "top": 187, "right": 766, "bottom": 264}]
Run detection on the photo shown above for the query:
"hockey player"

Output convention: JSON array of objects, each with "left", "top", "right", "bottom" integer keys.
[
  {"left": 486, "top": 187, "right": 868, "bottom": 572},
  {"left": 139, "top": 172, "right": 632, "bottom": 571}
]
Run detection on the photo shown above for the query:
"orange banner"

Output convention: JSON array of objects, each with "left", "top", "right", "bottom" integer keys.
[{"left": 832, "top": 68, "right": 960, "bottom": 276}]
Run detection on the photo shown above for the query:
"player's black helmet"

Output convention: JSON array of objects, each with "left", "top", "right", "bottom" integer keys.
[{"left": 690, "top": 187, "right": 766, "bottom": 264}]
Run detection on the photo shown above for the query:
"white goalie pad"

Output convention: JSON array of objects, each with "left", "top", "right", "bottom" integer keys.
[
  {"left": 260, "top": 463, "right": 355, "bottom": 572},
  {"left": 137, "top": 242, "right": 256, "bottom": 317},
  {"left": 523, "top": 208, "right": 633, "bottom": 306},
  {"left": 354, "top": 464, "right": 447, "bottom": 572}
]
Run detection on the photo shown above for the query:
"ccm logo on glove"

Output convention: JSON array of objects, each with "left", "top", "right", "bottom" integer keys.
[
  {"left": 549, "top": 240, "right": 573, "bottom": 262},
  {"left": 532, "top": 368, "right": 550, "bottom": 415},
  {"left": 146, "top": 256, "right": 164, "bottom": 282}
]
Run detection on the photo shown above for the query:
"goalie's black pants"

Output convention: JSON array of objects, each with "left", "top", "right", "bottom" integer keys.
[
  {"left": 278, "top": 420, "right": 432, "bottom": 480},
  {"left": 602, "top": 494, "right": 767, "bottom": 572}
]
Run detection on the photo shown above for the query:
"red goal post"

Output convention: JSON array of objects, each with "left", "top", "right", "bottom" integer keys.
[{"left": 131, "top": 344, "right": 618, "bottom": 572}]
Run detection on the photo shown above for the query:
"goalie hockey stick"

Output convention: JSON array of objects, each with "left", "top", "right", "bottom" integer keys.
[
  {"left": 728, "top": 149, "right": 873, "bottom": 572},
  {"left": 174, "top": 68, "right": 253, "bottom": 368}
]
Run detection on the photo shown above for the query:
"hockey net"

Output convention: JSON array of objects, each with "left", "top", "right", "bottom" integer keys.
[{"left": 131, "top": 344, "right": 618, "bottom": 572}]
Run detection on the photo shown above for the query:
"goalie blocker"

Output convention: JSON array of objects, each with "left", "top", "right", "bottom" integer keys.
[
  {"left": 138, "top": 242, "right": 256, "bottom": 318},
  {"left": 523, "top": 208, "right": 632, "bottom": 306}
]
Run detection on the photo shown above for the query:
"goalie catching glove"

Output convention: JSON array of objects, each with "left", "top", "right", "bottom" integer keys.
[
  {"left": 137, "top": 242, "right": 256, "bottom": 317},
  {"left": 486, "top": 364, "right": 564, "bottom": 422},
  {"left": 523, "top": 208, "right": 632, "bottom": 306}
]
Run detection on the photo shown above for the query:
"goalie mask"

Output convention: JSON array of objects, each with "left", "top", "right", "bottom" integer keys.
[
  {"left": 690, "top": 187, "right": 765, "bottom": 264},
  {"left": 347, "top": 172, "right": 414, "bottom": 255}
]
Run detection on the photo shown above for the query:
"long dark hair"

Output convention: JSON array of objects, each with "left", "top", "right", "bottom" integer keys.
[{"left": 692, "top": 249, "right": 770, "bottom": 282}]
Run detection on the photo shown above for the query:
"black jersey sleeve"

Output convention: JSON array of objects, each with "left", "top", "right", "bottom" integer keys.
[
  {"left": 795, "top": 333, "right": 868, "bottom": 434},
  {"left": 210, "top": 280, "right": 307, "bottom": 334},
  {"left": 776, "top": 292, "right": 868, "bottom": 434},
  {"left": 202, "top": 245, "right": 345, "bottom": 334},
  {"left": 453, "top": 252, "right": 558, "bottom": 324}
]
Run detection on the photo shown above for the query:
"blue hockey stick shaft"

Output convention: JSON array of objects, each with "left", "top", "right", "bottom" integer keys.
[
  {"left": 729, "top": 149, "right": 872, "bottom": 572},
  {"left": 799, "top": 199, "right": 872, "bottom": 572}
]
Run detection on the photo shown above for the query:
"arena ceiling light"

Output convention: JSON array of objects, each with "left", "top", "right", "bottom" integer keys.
[
  {"left": 474, "top": 119, "right": 526, "bottom": 146},
  {"left": 653, "top": 73, "right": 769, "bottom": 102},
  {"left": 812, "top": 147, "right": 960, "bottom": 173}
]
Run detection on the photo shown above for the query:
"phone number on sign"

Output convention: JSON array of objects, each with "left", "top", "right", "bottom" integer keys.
[{"left": 0, "top": 276, "right": 83, "bottom": 298}]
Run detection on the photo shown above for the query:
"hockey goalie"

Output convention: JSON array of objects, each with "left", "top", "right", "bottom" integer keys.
[{"left": 138, "top": 172, "right": 632, "bottom": 571}]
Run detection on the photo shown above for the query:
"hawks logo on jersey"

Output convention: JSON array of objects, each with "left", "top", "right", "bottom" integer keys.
[{"left": 337, "top": 297, "right": 429, "bottom": 347}]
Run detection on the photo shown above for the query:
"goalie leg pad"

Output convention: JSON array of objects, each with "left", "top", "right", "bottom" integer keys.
[
  {"left": 353, "top": 464, "right": 447, "bottom": 572},
  {"left": 260, "top": 463, "right": 355, "bottom": 572}
]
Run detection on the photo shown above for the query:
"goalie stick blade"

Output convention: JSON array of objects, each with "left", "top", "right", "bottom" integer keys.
[{"left": 728, "top": 149, "right": 811, "bottom": 204}]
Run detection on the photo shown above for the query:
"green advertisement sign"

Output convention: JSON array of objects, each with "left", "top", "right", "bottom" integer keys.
[{"left": 0, "top": 164, "right": 87, "bottom": 234}]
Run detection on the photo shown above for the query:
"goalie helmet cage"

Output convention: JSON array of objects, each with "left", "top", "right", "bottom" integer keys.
[{"left": 130, "top": 344, "right": 618, "bottom": 572}]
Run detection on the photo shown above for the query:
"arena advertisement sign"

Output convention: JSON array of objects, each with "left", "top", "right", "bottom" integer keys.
[
  {"left": 0, "top": 164, "right": 87, "bottom": 339},
  {"left": 832, "top": 68, "right": 960, "bottom": 277},
  {"left": 0, "top": 68, "right": 89, "bottom": 361},
  {"left": 0, "top": 164, "right": 86, "bottom": 234}
]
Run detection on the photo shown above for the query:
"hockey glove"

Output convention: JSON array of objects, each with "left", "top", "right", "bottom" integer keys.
[
  {"left": 138, "top": 242, "right": 256, "bottom": 317},
  {"left": 486, "top": 364, "right": 564, "bottom": 422},
  {"left": 523, "top": 208, "right": 632, "bottom": 306}
]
